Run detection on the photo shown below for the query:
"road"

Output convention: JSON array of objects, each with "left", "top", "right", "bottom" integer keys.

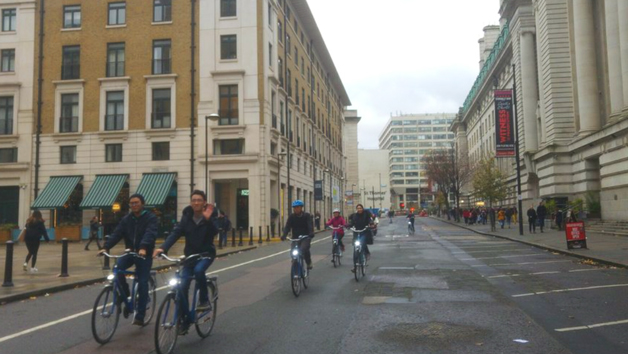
[{"left": 0, "top": 217, "right": 626, "bottom": 353}]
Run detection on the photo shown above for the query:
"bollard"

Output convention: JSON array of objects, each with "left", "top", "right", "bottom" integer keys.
[
  {"left": 266, "top": 225, "right": 271, "bottom": 242},
  {"left": 2, "top": 241, "right": 14, "bottom": 287},
  {"left": 248, "top": 227, "right": 254, "bottom": 246},
  {"left": 102, "top": 235, "right": 110, "bottom": 270},
  {"left": 218, "top": 229, "right": 223, "bottom": 249},
  {"left": 258, "top": 226, "right": 263, "bottom": 244},
  {"left": 59, "top": 238, "right": 69, "bottom": 277},
  {"left": 238, "top": 228, "right": 243, "bottom": 246},
  {"left": 231, "top": 228, "right": 236, "bottom": 247}
]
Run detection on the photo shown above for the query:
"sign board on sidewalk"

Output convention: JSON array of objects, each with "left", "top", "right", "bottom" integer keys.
[{"left": 565, "top": 221, "right": 587, "bottom": 249}]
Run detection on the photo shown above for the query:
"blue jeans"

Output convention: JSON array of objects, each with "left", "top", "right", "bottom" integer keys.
[
  {"left": 180, "top": 258, "right": 213, "bottom": 324},
  {"left": 116, "top": 254, "right": 152, "bottom": 321},
  {"left": 219, "top": 231, "right": 228, "bottom": 247}
]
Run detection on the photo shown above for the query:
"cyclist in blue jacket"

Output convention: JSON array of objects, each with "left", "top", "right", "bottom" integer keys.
[{"left": 282, "top": 200, "right": 315, "bottom": 270}]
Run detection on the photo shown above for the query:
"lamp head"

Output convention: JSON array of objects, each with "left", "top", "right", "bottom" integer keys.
[{"left": 206, "top": 113, "right": 220, "bottom": 122}]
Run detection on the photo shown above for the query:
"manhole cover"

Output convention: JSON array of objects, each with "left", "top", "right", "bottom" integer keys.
[{"left": 378, "top": 322, "right": 489, "bottom": 348}]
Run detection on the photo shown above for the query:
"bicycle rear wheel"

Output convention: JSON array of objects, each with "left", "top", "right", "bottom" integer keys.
[
  {"left": 332, "top": 244, "right": 338, "bottom": 268},
  {"left": 154, "top": 293, "right": 178, "bottom": 354},
  {"left": 195, "top": 279, "right": 217, "bottom": 338},
  {"left": 133, "top": 276, "right": 157, "bottom": 325},
  {"left": 91, "top": 286, "right": 120, "bottom": 344},
  {"left": 291, "top": 260, "right": 301, "bottom": 297},
  {"left": 360, "top": 252, "right": 366, "bottom": 277},
  {"left": 301, "top": 257, "right": 309, "bottom": 289}
]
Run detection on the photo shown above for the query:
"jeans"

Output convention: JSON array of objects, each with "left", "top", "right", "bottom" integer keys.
[
  {"left": 116, "top": 254, "right": 153, "bottom": 321},
  {"left": 218, "top": 231, "right": 227, "bottom": 247},
  {"left": 538, "top": 218, "right": 545, "bottom": 231},
  {"left": 529, "top": 219, "right": 536, "bottom": 233},
  {"left": 179, "top": 258, "right": 213, "bottom": 325},
  {"left": 24, "top": 238, "right": 41, "bottom": 267},
  {"left": 499, "top": 220, "right": 505, "bottom": 228}
]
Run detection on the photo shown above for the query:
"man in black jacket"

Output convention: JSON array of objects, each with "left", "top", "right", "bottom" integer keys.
[
  {"left": 101, "top": 194, "right": 157, "bottom": 326},
  {"left": 536, "top": 201, "right": 548, "bottom": 233},
  {"left": 153, "top": 190, "right": 218, "bottom": 334},
  {"left": 282, "top": 200, "right": 314, "bottom": 270}
]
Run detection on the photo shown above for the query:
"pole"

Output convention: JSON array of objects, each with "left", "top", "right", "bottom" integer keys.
[
  {"left": 102, "top": 235, "right": 110, "bottom": 270},
  {"left": 283, "top": 0, "right": 291, "bottom": 221},
  {"left": 379, "top": 173, "right": 382, "bottom": 210},
  {"left": 329, "top": 173, "right": 332, "bottom": 216},
  {"left": 248, "top": 226, "right": 254, "bottom": 246},
  {"left": 238, "top": 228, "right": 243, "bottom": 246},
  {"left": 2, "top": 241, "right": 14, "bottom": 287},
  {"left": 231, "top": 228, "right": 236, "bottom": 247},
  {"left": 258, "top": 226, "right": 263, "bottom": 244},
  {"left": 205, "top": 117, "right": 208, "bottom": 193},
  {"left": 512, "top": 64, "right": 524, "bottom": 236},
  {"left": 59, "top": 238, "right": 69, "bottom": 277}
]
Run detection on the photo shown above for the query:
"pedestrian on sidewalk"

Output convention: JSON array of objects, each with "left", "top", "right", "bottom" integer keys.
[
  {"left": 512, "top": 207, "right": 518, "bottom": 224},
  {"left": 17, "top": 211, "right": 50, "bottom": 273},
  {"left": 388, "top": 209, "right": 394, "bottom": 223},
  {"left": 527, "top": 205, "right": 537, "bottom": 233},
  {"left": 536, "top": 201, "right": 547, "bottom": 233},
  {"left": 314, "top": 211, "right": 321, "bottom": 230},
  {"left": 213, "top": 210, "right": 231, "bottom": 248},
  {"left": 555, "top": 208, "right": 564, "bottom": 231},
  {"left": 463, "top": 209, "right": 469, "bottom": 224},
  {"left": 85, "top": 216, "right": 102, "bottom": 251},
  {"left": 505, "top": 207, "right": 513, "bottom": 228},
  {"left": 497, "top": 208, "right": 506, "bottom": 229}
]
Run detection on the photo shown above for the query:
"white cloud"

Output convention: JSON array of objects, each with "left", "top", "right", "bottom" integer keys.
[{"left": 308, "top": 0, "right": 501, "bottom": 148}]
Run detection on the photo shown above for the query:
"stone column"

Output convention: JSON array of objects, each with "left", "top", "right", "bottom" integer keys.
[
  {"left": 606, "top": 0, "right": 623, "bottom": 116},
  {"left": 618, "top": 0, "right": 628, "bottom": 112},
  {"left": 573, "top": 0, "right": 601, "bottom": 133},
  {"left": 519, "top": 28, "right": 539, "bottom": 151}
]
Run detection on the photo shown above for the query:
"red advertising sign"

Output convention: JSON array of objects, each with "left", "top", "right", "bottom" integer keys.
[
  {"left": 565, "top": 222, "right": 587, "bottom": 249},
  {"left": 494, "top": 90, "right": 516, "bottom": 157}
]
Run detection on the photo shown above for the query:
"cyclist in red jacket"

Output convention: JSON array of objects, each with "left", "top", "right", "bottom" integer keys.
[{"left": 326, "top": 208, "right": 346, "bottom": 253}]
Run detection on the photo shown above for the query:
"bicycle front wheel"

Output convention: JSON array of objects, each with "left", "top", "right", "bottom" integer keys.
[
  {"left": 91, "top": 286, "right": 120, "bottom": 344},
  {"left": 195, "top": 279, "right": 218, "bottom": 338},
  {"left": 360, "top": 252, "right": 366, "bottom": 277},
  {"left": 332, "top": 244, "right": 338, "bottom": 268},
  {"left": 154, "top": 293, "right": 178, "bottom": 354},
  {"left": 301, "top": 257, "right": 309, "bottom": 289},
  {"left": 133, "top": 276, "right": 157, "bottom": 325},
  {"left": 291, "top": 260, "right": 301, "bottom": 297},
  {"left": 353, "top": 250, "right": 359, "bottom": 282}
]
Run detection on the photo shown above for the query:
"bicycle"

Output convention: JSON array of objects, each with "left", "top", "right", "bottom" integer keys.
[
  {"left": 408, "top": 220, "right": 415, "bottom": 234},
  {"left": 288, "top": 235, "right": 310, "bottom": 297},
  {"left": 155, "top": 253, "right": 219, "bottom": 354},
  {"left": 92, "top": 251, "right": 157, "bottom": 344},
  {"left": 350, "top": 227, "right": 368, "bottom": 282},
  {"left": 329, "top": 226, "right": 343, "bottom": 268}
]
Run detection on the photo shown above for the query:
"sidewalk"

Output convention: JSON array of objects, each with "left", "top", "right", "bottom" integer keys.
[
  {"left": 429, "top": 216, "right": 628, "bottom": 269},
  {"left": 0, "top": 235, "right": 280, "bottom": 305}
]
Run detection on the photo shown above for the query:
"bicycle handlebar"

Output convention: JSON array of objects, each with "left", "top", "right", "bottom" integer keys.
[
  {"left": 158, "top": 252, "right": 212, "bottom": 264},
  {"left": 288, "top": 235, "right": 310, "bottom": 242},
  {"left": 99, "top": 250, "right": 145, "bottom": 260},
  {"left": 329, "top": 226, "right": 343, "bottom": 230},
  {"left": 350, "top": 227, "right": 368, "bottom": 233}
]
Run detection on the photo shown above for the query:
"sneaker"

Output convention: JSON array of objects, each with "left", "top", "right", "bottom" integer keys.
[
  {"left": 30, "top": 267, "right": 38, "bottom": 273},
  {"left": 196, "top": 301, "right": 211, "bottom": 311},
  {"left": 350, "top": 268, "right": 356, "bottom": 273},
  {"left": 123, "top": 306, "right": 131, "bottom": 319},
  {"left": 132, "top": 318, "right": 144, "bottom": 326},
  {"left": 307, "top": 264, "right": 313, "bottom": 270},
  {"left": 178, "top": 320, "right": 190, "bottom": 335},
  {"left": 23, "top": 263, "right": 27, "bottom": 271}
]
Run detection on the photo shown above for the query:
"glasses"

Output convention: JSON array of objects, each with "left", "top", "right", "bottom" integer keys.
[{"left": 129, "top": 202, "right": 142, "bottom": 206}]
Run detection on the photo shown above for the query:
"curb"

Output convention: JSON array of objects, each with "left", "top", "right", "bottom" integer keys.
[
  {"left": 0, "top": 246, "right": 257, "bottom": 305},
  {"left": 428, "top": 217, "right": 628, "bottom": 270}
]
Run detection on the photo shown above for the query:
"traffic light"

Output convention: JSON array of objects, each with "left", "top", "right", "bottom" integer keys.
[{"left": 400, "top": 203, "right": 405, "bottom": 209}]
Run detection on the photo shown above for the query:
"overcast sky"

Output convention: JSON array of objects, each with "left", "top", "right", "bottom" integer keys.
[{"left": 308, "top": 0, "right": 501, "bottom": 149}]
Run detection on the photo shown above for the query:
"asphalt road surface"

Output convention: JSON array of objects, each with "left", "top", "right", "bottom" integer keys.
[{"left": 0, "top": 216, "right": 626, "bottom": 353}]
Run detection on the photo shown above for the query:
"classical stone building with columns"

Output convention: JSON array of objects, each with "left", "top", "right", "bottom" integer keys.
[{"left": 454, "top": 0, "right": 628, "bottom": 221}]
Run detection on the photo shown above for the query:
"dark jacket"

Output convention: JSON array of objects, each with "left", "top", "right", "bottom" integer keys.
[
  {"left": 104, "top": 210, "right": 158, "bottom": 253},
  {"left": 159, "top": 206, "right": 218, "bottom": 257},
  {"left": 527, "top": 208, "right": 537, "bottom": 221},
  {"left": 25, "top": 221, "right": 49, "bottom": 242},
  {"left": 536, "top": 204, "right": 547, "bottom": 219},
  {"left": 349, "top": 210, "right": 373, "bottom": 231},
  {"left": 213, "top": 216, "right": 232, "bottom": 232},
  {"left": 90, "top": 220, "right": 100, "bottom": 233},
  {"left": 283, "top": 212, "right": 314, "bottom": 239}
]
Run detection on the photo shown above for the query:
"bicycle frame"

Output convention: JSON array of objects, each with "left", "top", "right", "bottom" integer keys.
[
  {"left": 289, "top": 236, "right": 308, "bottom": 277},
  {"left": 101, "top": 252, "right": 145, "bottom": 313}
]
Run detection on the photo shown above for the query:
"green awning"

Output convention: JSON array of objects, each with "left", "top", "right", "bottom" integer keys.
[
  {"left": 135, "top": 173, "right": 176, "bottom": 207},
  {"left": 31, "top": 176, "right": 82, "bottom": 210},
  {"left": 79, "top": 174, "right": 128, "bottom": 210}
]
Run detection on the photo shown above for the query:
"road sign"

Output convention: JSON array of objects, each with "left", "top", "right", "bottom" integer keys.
[{"left": 565, "top": 222, "right": 587, "bottom": 249}]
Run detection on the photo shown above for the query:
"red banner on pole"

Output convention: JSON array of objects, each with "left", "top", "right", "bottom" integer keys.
[{"left": 494, "top": 90, "right": 515, "bottom": 157}]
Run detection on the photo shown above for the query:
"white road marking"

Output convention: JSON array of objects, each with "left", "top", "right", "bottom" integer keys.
[
  {"left": 0, "top": 236, "right": 330, "bottom": 344},
  {"left": 512, "top": 283, "right": 628, "bottom": 298},
  {"left": 555, "top": 319, "right": 628, "bottom": 332},
  {"left": 452, "top": 249, "right": 527, "bottom": 254},
  {"left": 379, "top": 267, "right": 415, "bottom": 270},
  {"left": 461, "top": 253, "right": 544, "bottom": 261},
  {"left": 488, "top": 271, "right": 560, "bottom": 279},
  {"left": 472, "top": 260, "right": 572, "bottom": 267},
  {"left": 569, "top": 268, "right": 606, "bottom": 273}
]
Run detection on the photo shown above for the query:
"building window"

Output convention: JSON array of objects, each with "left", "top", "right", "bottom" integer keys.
[
  {"left": 269, "top": 43, "right": 273, "bottom": 66},
  {"left": 152, "top": 39, "right": 171, "bottom": 74},
  {"left": 60, "top": 146, "right": 77, "bottom": 164},
  {"left": 214, "top": 139, "right": 243, "bottom": 155},
  {"left": 220, "top": 0, "right": 236, "bottom": 17},
  {"left": 151, "top": 88, "right": 171, "bottom": 128},
  {"left": 63, "top": 5, "right": 81, "bottom": 28},
  {"left": 1, "top": 49, "right": 14, "bottom": 72},
  {"left": 278, "top": 20, "right": 283, "bottom": 42},
  {"left": 106, "top": 43, "right": 125, "bottom": 77},
  {"left": 108, "top": 2, "right": 126, "bottom": 26},
  {"left": 153, "top": 0, "right": 172, "bottom": 22},
  {"left": 2, "top": 9, "right": 16, "bottom": 32},
  {"left": 220, "top": 35, "right": 237, "bottom": 60},
  {"left": 0, "top": 96, "right": 13, "bottom": 135},
  {"left": 62, "top": 45, "right": 80, "bottom": 80},
  {"left": 218, "top": 85, "right": 238, "bottom": 125},
  {"left": 105, "top": 91, "right": 124, "bottom": 131},
  {"left": 105, "top": 144, "right": 122, "bottom": 162},
  {"left": 0, "top": 147, "right": 16, "bottom": 163},
  {"left": 60, "top": 93, "right": 79, "bottom": 133},
  {"left": 152, "top": 142, "right": 169, "bottom": 161}
]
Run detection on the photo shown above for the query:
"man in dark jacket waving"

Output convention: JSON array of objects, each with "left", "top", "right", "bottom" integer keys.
[
  {"left": 100, "top": 193, "right": 157, "bottom": 326},
  {"left": 282, "top": 200, "right": 315, "bottom": 270},
  {"left": 153, "top": 190, "right": 218, "bottom": 334}
]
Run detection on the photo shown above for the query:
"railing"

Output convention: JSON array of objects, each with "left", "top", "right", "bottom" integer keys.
[
  {"left": 106, "top": 61, "right": 125, "bottom": 77},
  {"left": 151, "top": 112, "right": 171, "bottom": 129},
  {"left": 105, "top": 114, "right": 124, "bottom": 131},
  {"left": 61, "top": 64, "right": 80, "bottom": 80},
  {"left": 59, "top": 116, "right": 78, "bottom": 133},
  {"left": 462, "top": 22, "right": 510, "bottom": 114},
  {"left": 152, "top": 58, "right": 171, "bottom": 75}
]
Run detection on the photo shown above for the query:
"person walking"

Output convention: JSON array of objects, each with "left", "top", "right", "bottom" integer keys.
[
  {"left": 85, "top": 216, "right": 102, "bottom": 251},
  {"left": 497, "top": 208, "right": 506, "bottom": 229},
  {"left": 536, "top": 201, "right": 547, "bottom": 233},
  {"left": 18, "top": 211, "right": 50, "bottom": 273},
  {"left": 505, "top": 207, "right": 513, "bottom": 228},
  {"left": 555, "top": 208, "right": 564, "bottom": 231},
  {"left": 527, "top": 205, "right": 537, "bottom": 233},
  {"left": 512, "top": 207, "right": 518, "bottom": 224},
  {"left": 213, "top": 210, "right": 231, "bottom": 248},
  {"left": 314, "top": 211, "right": 321, "bottom": 230},
  {"left": 388, "top": 209, "right": 394, "bottom": 223}
]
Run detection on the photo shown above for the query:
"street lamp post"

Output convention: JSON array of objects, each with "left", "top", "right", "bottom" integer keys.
[
  {"left": 278, "top": 151, "right": 287, "bottom": 233},
  {"left": 324, "top": 169, "right": 331, "bottom": 216},
  {"left": 205, "top": 114, "right": 220, "bottom": 194}
]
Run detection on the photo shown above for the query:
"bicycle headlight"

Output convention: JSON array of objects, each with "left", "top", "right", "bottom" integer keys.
[
  {"left": 292, "top": 249, "right": 299, "bottom": 256},
  {"left": 354, "top": 241, "right": 361, "bottom": 246},
  {"left": 106, "top": 274, "right": 115, "bottom": 281},
  {"left": 168, "top": 278, "right": 179, "bottom": 287}
]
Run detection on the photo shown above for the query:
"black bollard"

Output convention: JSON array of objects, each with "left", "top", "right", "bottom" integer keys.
[
  {"left": 266, "top": 225, "right": 271, "bottom": 242},
  {"left": 231, "top": 228, "right": 236, "bottom": 247},
  {"left": 59, "top": 238, "right": 69, "bottom": 277},
  {"left": 2, "top": 241, "right": 14, "bottom": 287},
  {"left": 248, "top": 227, "right": 254, "bottom": 246},
  {"left": 238, "top": 228, "right": 243, "bottom": 246},
  {"left": 102, "top": 236, "right": 110, "bottom": 270},
  {"left": 258, "top": 226, "right": 263, "bottom": 244}
]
